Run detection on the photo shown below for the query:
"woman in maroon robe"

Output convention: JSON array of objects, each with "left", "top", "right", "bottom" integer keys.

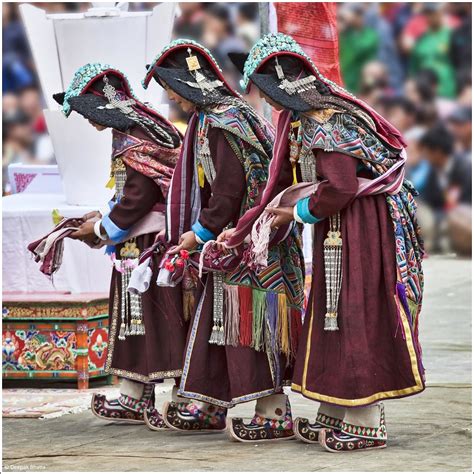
[
  {"left": 53, "top": 64, "right": 188, "bottom": 428},
  {"left": 142, "top": 39, "right": 305, "bottom": 442},
  {"left": 223, "top": 34, "right": 425, "bottom": 452}
]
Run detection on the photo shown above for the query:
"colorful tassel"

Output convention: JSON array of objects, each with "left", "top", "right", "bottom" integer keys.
[
  {"left": 266, "top": 292, "right": 279, "bottom": 352},
  {"left": 251, "top": 289, "right": 267, "bottom": 351},
  {"left": 238, "top": 286, "right": 253, "bottom": 346},
  {"left": 198, "top": 163, "right": 205, "bottom": 188},
  {"left": 105, "top": 175, "right": 115, "bottom": 189},
  {"left": 224, "top": 284, "right": 240, "bottom": 346},
  {"left": 277, "top": 293, "right": 290, "bottom": 357}
]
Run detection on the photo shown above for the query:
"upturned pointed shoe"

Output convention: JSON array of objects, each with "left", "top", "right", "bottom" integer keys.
[
  {"left": 144, "top": 406, "right": 169, "bottom": 431},
  {"left": 91, "top": 384, "right": 154, "bottom": 424},
  {"left": 162, "top": 401, "right": 227, "bottom": 433},
  {"left": 228, "top": 395, "right": 295, "bottom": 443},
  {"left": 91, "top": 393, "right": 145, "bottom": 424},
  {"left": 294, "top": 411, "right": 344, "bottom": 444},
  {"left": 294, "top": 417, "right": 324, "bottom": 444},
  {"left": 228, "top": 417, "right": 295, "bottom": 443},
  {"left": 319, "top": 428, "right": 387, "bottom": 453}
]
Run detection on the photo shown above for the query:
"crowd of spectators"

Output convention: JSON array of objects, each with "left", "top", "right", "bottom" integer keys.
[
  {"left": 338, "top": 2, "right": 471, "bottom": 254},
  {"left": 2, "top": 2, "right": 472, "bottom": 254}
]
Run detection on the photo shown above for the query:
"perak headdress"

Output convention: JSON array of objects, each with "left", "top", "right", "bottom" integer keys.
[
  {"left": 53, "top": 63, "right": 180, "bottom": 148},
  {"left": 143, "top": 39, "right": 238, "bottom": 106},
  {"left": 230, "top": 33, "right": 406, "bottom": 150}
]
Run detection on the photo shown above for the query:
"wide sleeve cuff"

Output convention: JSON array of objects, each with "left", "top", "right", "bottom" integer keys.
[
  {"left": 296, "top": 197, "right": 323, "bottom": 224},
  {"left": 101, "top": 214, "right": 130, "bottom": 243},
  {"left": 191, "top": 220, "right": 216, "bottom": 243}
]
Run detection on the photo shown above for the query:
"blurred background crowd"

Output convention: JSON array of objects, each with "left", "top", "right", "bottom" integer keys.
[{"left": 2, "top": 2, "right": 472, "bottom": 255}]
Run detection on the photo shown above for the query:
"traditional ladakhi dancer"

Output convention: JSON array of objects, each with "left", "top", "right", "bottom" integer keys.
[
  {"left": 223, "top": 33, "right": 425, "bottom": 451},
  {"left": 142, "top": 39, "right": 305, "bottom": 441},
  {"left": 53, "top": 64, "right": 189, "bottom": 428}
]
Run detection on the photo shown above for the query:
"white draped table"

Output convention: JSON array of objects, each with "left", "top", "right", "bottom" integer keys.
[{"left": 2, "top": 193, "right": 112, "bottom": 294}]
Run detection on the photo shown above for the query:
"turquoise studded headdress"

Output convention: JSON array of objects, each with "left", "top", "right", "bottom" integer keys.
[
  {"left": 241, "top": 33, "right": 349, "bottom": 96},
  {"left": 53, "top": 62, "right": 181, "bottom": 147},
  {"left": 60, "top": 63, "right": 137, "bottom": 117}
]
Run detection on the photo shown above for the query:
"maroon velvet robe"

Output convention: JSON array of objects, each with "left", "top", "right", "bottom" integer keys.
[
  {"left": 178, "top": 128, "right": 291, "bottom": 408},
  {"left": 292, "top": 149, "right": 425, "bottom": 407},
  {"left": 105, "top": 134, "right": 187, "bottom": 383}
]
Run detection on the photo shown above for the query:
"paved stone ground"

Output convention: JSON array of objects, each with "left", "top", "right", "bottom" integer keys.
[{"left": 3, "top": 256, "right": 472, "bottom": 472}]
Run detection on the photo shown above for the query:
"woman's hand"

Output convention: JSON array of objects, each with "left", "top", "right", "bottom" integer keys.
[
  {"left": 216, "top": 228, "right": 236, "bottom": 246},
  {"left": 70, "top": 221, "right": 97, "bottom": 243},
  {"left": 266, "top": 206, "right": 295, "bottom": 229},
  {"left": 168, "top": 231, "right": 198, "bottom": 255}
]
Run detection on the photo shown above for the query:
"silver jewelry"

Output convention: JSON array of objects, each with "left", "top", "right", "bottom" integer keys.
[
  {"left": 94, "top": 219, "right": 107, "bottom": 240},
  {"left": 177, "top": 77, "right": 224, "bottom": 96},
  {"left": 323, "top": 213, "right": 343, "bottom": 331},
  {"left": 100, "top": 76, "right": 136, "bottom": 114},
  {"left": 209, "top": 272, "right": 225, "bottom": 345},
  {"left": 279, "top": 75, "right": 317, "bottom": 95},
  {"left": 293, "top": 205, "right": 304, "bottom": 224},
  {"left": 299, "top": 116, "right": 318, "bottom": 183},
  {"left": 118, "top": 241, "right": 145, "bottom": 340},
  {"left": 275, "top": 57, "right": 317, "bottom": 95},
  {"left": 180, "top": 48, "right": 224, "bottom": 97},
  {"left": 98, "top": 75, "right": 176, "bottom": 148},
  {"left": 274, "top": 56, "right": 285, "bottom": 80}
]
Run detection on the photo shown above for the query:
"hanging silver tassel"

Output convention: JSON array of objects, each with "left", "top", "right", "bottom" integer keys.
[
  {"left": 323, "top": 122, "right": 334, "bottom": 152},
  {"left": 118, "top": 271, "right": 127, "bottom": 340},
  {"left": 199, "top": 135, "right": 216, "bottom": 184},
  {"left": 135, "top": 295, "right": 145, "bottom": 335},
  {"left": 209, "top": 272, "right": 225, "bottom": 345},
  {"left": 118, "top": 266, "right": 130, "bottom": 340},
  {"left": 118, "top": 262, "right": 145, "bottom": 339},
  {"left": 323, "top": 213, "right": 343, "bottom": 331}
]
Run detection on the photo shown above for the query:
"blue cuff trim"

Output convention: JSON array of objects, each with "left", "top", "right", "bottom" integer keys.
[
  {"left": 192, "top": 221, "right": 216, "bottom": 243},
  {"left": 101, "top": 214, "right": 130, "bottom": 244},
  {"left": 296, "top": 197, "right": 322, "bottom": 224}
]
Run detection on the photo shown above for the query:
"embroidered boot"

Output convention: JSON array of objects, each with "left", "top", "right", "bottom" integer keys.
[
  {"left": 91, "top": 380, "right": 154, "bottom": 424},
  {"left": 319, "top": 403, "right": 387, "bottom": 452},
  {"left": 162, "top": 399, "right": 227, "bottom": 432},
  {"left": 294, "top": 403, "right": 345, "bottom": 444},
  {"left": 229, "top": 394, "right": 295, "bottom": 443},
  {"left": 145, "top": 385, "right": 191, "bottom": 431}
]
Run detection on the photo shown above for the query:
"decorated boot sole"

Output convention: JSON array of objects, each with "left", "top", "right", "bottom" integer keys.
[
  {"left": 90, "top": 394, "right": 145, "bottom": 424},
  {"left": 228, "top": 418, "right": 296, "bottom": 443},
  {"left": 319, "top": 429, "right": 387, "bottom": 453},
  {"left": 162, "top": 401, "right": 227, "bottom": 433},
  {"left": 294, "top": 417, "right": 320, "bottom": 444}
]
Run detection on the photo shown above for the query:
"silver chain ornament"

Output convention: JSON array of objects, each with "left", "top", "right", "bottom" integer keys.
[{"left": 323, "top": 213, "right": 343, "bottom": 330}]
